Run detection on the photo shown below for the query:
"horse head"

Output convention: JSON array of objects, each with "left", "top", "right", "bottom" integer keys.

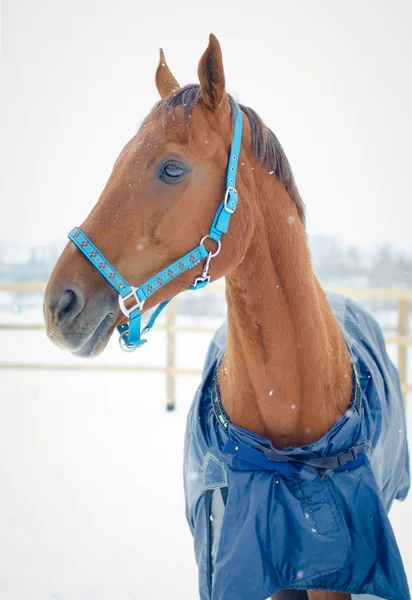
[{"left": 44, "top": 35, "right": 254, "bottom": 357}]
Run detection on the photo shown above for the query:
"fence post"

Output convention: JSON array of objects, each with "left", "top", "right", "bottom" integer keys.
[
  {"left": 166, "top": 298, "right": 177, "bottom": 411},
  {"left": 398, "top": 299, "right": 409, "bottom": 401}
]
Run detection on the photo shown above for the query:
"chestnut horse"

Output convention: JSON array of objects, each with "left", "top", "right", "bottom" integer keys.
[{"left": 44, "top": 35, "right": 408, "bottom": 600}]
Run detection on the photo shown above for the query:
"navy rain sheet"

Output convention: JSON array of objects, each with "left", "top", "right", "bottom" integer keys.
[{"left": 183, "top": 292, "right": 410, "bottom": 600}]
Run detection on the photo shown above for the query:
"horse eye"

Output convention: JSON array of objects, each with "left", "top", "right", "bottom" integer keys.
[{"left": 160, "top": 161, "right": 186, "bottom": 183}]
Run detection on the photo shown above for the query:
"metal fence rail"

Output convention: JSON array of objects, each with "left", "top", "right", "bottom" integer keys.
[{"left": 1, "top": 282, "right": 411, "bottom": 407}]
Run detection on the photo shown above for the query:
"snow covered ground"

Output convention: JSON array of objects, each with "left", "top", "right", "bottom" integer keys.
[
  {"left": 1, "top": 306, "right": 412, "bottom": 599},
  {"left": 0, "top": 368, "right": 200, "bottom": 600}
]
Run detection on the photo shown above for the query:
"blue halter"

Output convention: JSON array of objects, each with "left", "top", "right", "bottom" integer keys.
[{"left": 68, "top": 103, "right": 243, "bottom": 351}]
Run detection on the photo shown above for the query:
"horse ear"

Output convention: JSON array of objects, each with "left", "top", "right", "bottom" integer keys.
[
  {"left": 155, "top": 48, "right": 180, "bottom": 98},
  {"left": 198, "top": 34, "right": 226, "bottom": 111}
]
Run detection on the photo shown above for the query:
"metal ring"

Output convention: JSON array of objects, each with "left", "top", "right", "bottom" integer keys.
[
  {"left": 200, "top": 236, "right": 222, "bottom": 258},
  {"left": 118, "top": 330, "right": 138, "bottom": 352}
]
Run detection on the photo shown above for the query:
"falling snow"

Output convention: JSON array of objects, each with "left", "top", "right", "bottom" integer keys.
[{"left": 137, "top": 238, "right": 148, "bottom": 251}]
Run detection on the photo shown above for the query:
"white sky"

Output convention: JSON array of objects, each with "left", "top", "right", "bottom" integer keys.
[{"left": 1, "top": 0, "right": 412, "bottom": 252}]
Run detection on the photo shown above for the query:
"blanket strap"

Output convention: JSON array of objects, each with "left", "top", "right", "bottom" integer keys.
[{"left": 224, "top": 439, "right": 368, "bottom": 473}]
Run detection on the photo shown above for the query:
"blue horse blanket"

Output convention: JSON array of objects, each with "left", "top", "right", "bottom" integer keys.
[{"left": 183, "top": 292, "right": 410, "bottom": 599}]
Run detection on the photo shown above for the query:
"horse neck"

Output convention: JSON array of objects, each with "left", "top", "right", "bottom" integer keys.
[{"left": 218, "top": 166, "right": 353, "bottom": 448}]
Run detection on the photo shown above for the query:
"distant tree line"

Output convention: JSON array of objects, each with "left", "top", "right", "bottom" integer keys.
[
  {"left": 0, "top": 243, "right": 62, "bottom": 283},
  {"left": 309, "top": 235, "right": 412, "bottom": 288}
]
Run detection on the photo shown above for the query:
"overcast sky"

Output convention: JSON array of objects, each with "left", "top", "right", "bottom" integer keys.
[{"left": 1, "top": 0, "right": 412, "bottom": 252}]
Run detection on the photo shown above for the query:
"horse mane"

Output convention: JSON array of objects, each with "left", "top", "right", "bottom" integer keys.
[{"left": 154, "top": 84, "right": 305, "bottom": 225}]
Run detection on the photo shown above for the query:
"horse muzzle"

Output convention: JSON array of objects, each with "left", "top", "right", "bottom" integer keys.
[{"left": 43, "top": 278, "right": 119, "bottom": 357}]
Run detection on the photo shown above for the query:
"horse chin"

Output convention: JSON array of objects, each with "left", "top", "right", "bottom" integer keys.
[{"left": 71, "top": 313, "right": 117, "bottom": 358}]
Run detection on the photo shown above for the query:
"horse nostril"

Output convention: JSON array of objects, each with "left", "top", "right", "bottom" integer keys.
[{"left": 56, "top": 286, "right": 85, "bottom": 325}]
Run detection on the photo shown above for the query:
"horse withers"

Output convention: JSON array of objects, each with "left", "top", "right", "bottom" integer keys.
[{"left": 44, "top": 35, "right": 410, "bottom": 600}]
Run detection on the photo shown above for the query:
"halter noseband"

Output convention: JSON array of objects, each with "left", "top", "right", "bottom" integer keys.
[{"left": 68, "top": 103, "right": 243, "bottom": 351}]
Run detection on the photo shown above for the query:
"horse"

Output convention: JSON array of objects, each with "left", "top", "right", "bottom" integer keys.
[{"left": 43, "top": 34, "right": 410, "bottom": 600}]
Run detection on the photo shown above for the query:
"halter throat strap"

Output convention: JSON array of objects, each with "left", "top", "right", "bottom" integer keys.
[{"left": 68, "top": 103, "right": 243, "bottom": 350}]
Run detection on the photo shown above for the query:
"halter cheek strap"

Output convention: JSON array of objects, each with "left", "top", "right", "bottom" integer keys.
[{"left": 68, "top": 103, "right": 243, "bottom": 351}]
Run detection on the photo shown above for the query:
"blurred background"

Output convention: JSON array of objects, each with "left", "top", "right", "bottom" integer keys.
[{"left": 1, "top": 0, "right": 412, "bottom": 598}]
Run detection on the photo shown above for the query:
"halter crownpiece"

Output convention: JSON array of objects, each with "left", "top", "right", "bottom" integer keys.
[{"left": 68, "top": 103, "right": 243, "bottom": 351}]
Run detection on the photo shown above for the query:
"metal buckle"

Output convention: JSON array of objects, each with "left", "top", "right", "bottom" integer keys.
[
  {"left": 223, "top": 186, "right": 237, "bottom": 214},
  {"left": 118, "top": 287, "right": 145, "bottom": 318}
]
